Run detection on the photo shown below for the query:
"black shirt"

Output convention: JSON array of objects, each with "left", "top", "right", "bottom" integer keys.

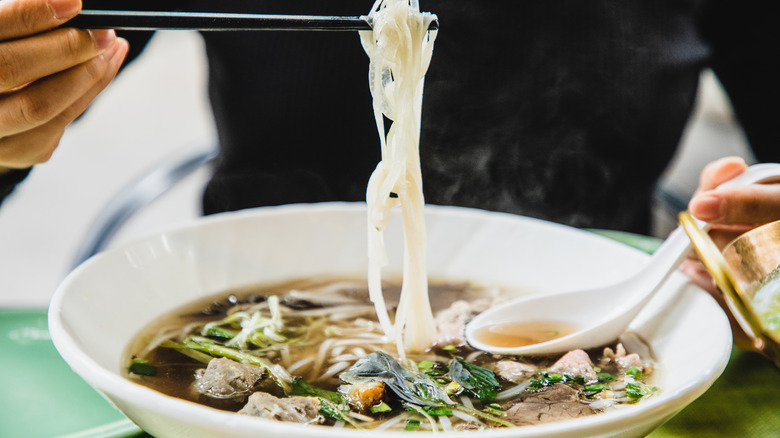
[{"left": 3, "top": 0, "right": 778, "bottom": 234}]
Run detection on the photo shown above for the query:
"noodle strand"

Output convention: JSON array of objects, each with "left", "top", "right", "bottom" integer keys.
[{"left": 362, "top": 0, "right": 438, "bottom": 355}]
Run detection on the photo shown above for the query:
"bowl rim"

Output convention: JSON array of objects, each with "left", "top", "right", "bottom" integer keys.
[{"left": 48, "top": 202, "right": 733, "bottom": 437}]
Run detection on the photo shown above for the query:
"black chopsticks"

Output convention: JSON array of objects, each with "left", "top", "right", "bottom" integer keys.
[{"left": 67, "top": 10, "right": 439, "bottom": 32}]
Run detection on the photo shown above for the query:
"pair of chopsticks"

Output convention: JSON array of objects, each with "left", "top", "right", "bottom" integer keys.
[{"left": 68, "top": 10, "right": 439, "bottom": 32}]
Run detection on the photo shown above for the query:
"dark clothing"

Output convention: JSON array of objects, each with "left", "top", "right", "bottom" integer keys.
[
  {"left": 0, "top": 168, "right": 31, "bottom": 208},
  {"left": 3, "top": 1, "right": 778, "bottom": 233}
]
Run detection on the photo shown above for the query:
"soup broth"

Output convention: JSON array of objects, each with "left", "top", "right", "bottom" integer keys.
[
  {"left": 126, "top": 276, "right": 658, "bottom": 432},
  {"left": 472, "top": 321, "right": 583, "bottom": 349}
]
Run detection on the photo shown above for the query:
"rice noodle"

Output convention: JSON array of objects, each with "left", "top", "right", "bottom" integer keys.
[
  {"left": 375, "top": 412, "right": 413, "bottom": 431},
  {"left": 438, "top": 414, "right": 453, "bottom": 432},
  {"left": 308, "top": 338, "right": 336, "bottom": 380},
  {"left": 459, "top": 395, "right": 475, "bottom": 410},
  {"left": 465, "top": 350, "right": 484, "bottom": 363},
  {"left": 280, "top": 344, "right": 291, "bottom": 364},
  {"left": 318, "top": 361, "right": 352, "bottom": 381},
  {"left": 137, "top": 323, "right": 198, "bottom": 358},
  {"left": 286, "top": 356, "right": 314, "bottom": 374},
  {"left": 361, "top": 0, "right": 438, "bottom": 356},
  {"left": 331, "top": 354, "right": 358, "bottom": 362},
  {"left": 588, "top": 399, "right": 617, "bottom": 410},
  {"left": 333, "top": 335, "right": 387, "bottom": 345},
  {"left": 284, "top": 288, "right": 363, "bottom": 306},
  {"left": 292, "top": 304, "right": 374, "bottom": 318},
  {"left": 348, "top": 411, "right": 376, "bottom": 422},
  {"left": 450, "top": 409, "right": 483, "bottom": 426},
  {"left": 495, "top": 379, "right": 533, "bottom": 401}
]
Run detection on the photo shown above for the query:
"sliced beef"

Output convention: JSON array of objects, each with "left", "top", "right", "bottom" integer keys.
[
  {"left": 601, "top": 343, "right": 645, "bottom": 371},
  {"left": 238, "top": 392, "right": 322, "bottom": 424},
  {"left": 194, "top": 357, "right": 265, "bottom": 399},
  {"left": 434, "top": 298, "right": 493, "bottom": 346},
  {"left": 503, "top": 383, "right": 595, "bottom": 426},
  {"left": 548, "top": 349, "right": 598, "bottom": 383},
  {"left": 493, "top": 360, "right": 536, "bottom": 384}
]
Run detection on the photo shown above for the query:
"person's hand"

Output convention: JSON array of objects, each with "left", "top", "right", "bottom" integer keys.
[
  {"left": 689, "top": 156, "right": 780, "bottom": 246},
  {"left": 0, "top": 0, "right": 128, "bottom": 173},
  {"left": 681, "top": 156, "right": 780, "bottom": 350}
]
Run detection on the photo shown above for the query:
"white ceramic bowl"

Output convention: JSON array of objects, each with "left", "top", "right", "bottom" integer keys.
[{"left": 49, "top": 203, "right": 731, "bottom": 438}]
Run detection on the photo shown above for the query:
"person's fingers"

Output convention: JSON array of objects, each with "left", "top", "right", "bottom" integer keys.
[
  {"left": 0, "top": 0, "right": 82, "bottom": 41},
  {"left": 679, "top": 258, "right": 717, "bottom": 295},
  {"left": 0, "top": 27, "right": 116, "bottom": 93},
  {"left": 56, "top": 38, "right": 128, "bottom": 121},
  {"left": 0, "top": 38, "right": 127, "bottom": 168},
  {"left": 690, "top": 183, "right": 780, "bottom": 226},
  {"left": 695, "top": 156, "right": 748, "bottom": 193},
  {"left": 0, "top": 38, "right": 124, "bottom": 138}
]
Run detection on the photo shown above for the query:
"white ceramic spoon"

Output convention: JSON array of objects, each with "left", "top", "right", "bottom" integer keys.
[{"left": 465, "top": 163, "right": 780, "bottom": 355}]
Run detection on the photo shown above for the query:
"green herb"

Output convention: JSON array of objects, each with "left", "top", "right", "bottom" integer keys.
[
  {"left": 564, "top": 374, "right": 586, "bottom": 385},
  {"left": 597, "top": 372, "right": 616, "bottom": 382},
  {"left": 199, "top": 295, "right": 290, "bottom": 351},
  {"left": 203, "top": 325, "right": 237, "bottom": 340},
  {"left": 370, "top": 402, "right": 392, "bottom": 413},
  {"left": 528, "top": 372, "right": 584, "bottom": 390},
  {"left": 340, "top": 351, "right": 453, "bottom": 407},
  {"left": 442, "top": 345, "right": 457, "bottom": 351},
  {"left": 626, "top": 366, "right": 644, "bottom": 381},
  {"left": 582, "top": 383, "right": 608, "bottom": 398},
  {"left": 483, "top": 404, "right": 504, "bottom": 416},
  {"left": 424, "top": 406, "right": 453, "bottom": 416},
  {"left": 625, "top": 382, "right": 648, "bottom": 401},
  {"left": 404, "top": 419, "right": 421, "bottom": 431},
  {"left": 404, "top": 404, "right": 439, "bottom": 431},
  {"left": 418, "top": 361, "right": 434, "bottom": 370},
  {"left": 545, "top": 373, "right": 564, "bottom": 384},
  {"left": 291, "top": 377, "right": 347, "bottom": 405},
  {"left": 451, "top": 404, "right": 514, "bottom": 428},
  {"left": 318, "top": 398, "right": 362, "bottom": 429},
  {"left": 585, "top": 384, "right": 607, "bottom": 392},
  {"left": 128, "top": 358, "right": 157, "bottom": 376},
  {"left": 420, "top": 361, "right": 449, "bottom": 377},
  {"left": 448, "top": 358, "right": 500, "bottom": 403}
]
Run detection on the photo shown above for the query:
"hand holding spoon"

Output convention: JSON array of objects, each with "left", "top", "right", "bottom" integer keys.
[{"left": 465, "top": 163, "right": 780, "bottom": 355}]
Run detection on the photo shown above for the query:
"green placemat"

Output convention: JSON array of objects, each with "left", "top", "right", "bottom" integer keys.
[
  {"left": 0, "top": 308, "right": 142, "bottom": 438},
  {"left": 651, "top": 348, "right": 780, "bottom": 437}
]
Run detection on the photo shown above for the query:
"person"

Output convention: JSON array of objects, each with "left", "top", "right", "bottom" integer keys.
[
  {"left": 1, "top": 1, "right": 778, "bottom": 330},
  {"left": 0, "top": 0, "right": 128, "bottom": 195}
]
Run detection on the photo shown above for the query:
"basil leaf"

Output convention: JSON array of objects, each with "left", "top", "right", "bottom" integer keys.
[
  {"left": 448, "top": 358, "right": 500, "bottom": 403},
  {"left": 291, "top": 377, "right": 347, "bottom": 405},
  {"left": 340, "top": 351, "right": 452, "bottom": 406}
]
